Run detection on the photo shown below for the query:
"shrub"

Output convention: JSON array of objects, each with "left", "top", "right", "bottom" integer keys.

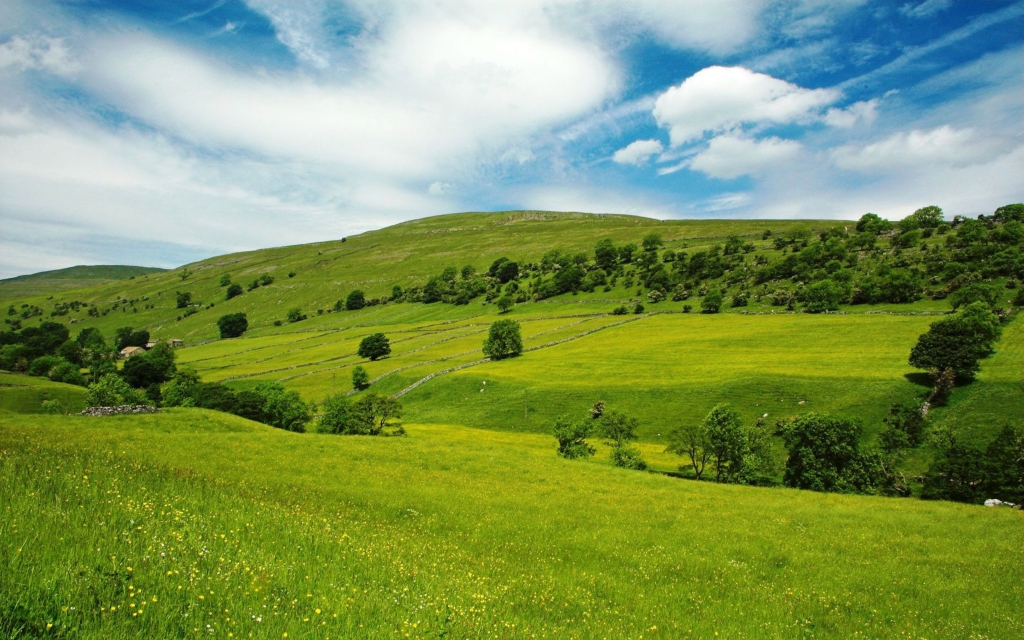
[
  {"left": 219, "top": 274, "right": 231, "bottom": 286},
  {"left": 553, "top": 417, "right": 595, "bottom": 459},
  {"left": 611, "top": 305, "right": 628, "bottom": 316},
  {"left": 948, "top": 282, "right": 1000, "bottom": 310},
  {"left": 701, "top": 289, "right": 723, "bottom": 313},
  {"left": 286, "top": 308, "right": 307, "bottom": 323},
  {"left": 802, "top": 279, "right": 846, "bottom": 313},
  {"left": 318, "top": 393, "right": 356, "bottom": 434},
  {"left": 780, "top": 413, "right": 875, "bottom": 494},
  {"left": 175, "top": 291, "right": 192, "bottom": 309},
  {"left": 610, "top": 445, "right": 647, "bottom": 470},
  {"left": 483, "top": 319, "right": 522, "bottom": 360},
  {"left": 352, "top": 365, "right": 369, "bottom": 390},
  {"left": 217, "top": 313, "right": 248, "bottom": 338},
  {"left": 225, "top": 283, "right": 243, "bottom": 300},
  {"left": 49, "top": 361, "right": 86, "bottom": 386},
  {"left": 85, "top": 374, "right": 148, "bottom": 406},
  {"left": 253, "top": 381, "right": 311, "bottom": 432},
  {"left": 349, "top": 393, "right": 404, "bottom": 436},
  {"left": 497, "top": 295, "right": 514, "bottom": 313},
  {"left": 346, "top": 290, "right": 366, "bottom": 310},
  {"left": 28, "top": 355, "right": 65, "bottom": 378},
  {"left": 358, "top": 333, "right": 391, "bottom": 361}
]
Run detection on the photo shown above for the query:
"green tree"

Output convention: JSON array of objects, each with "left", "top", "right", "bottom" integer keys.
[
  {"left": 286, "top": 308, "right": 307, "bottom": 323},
  {"left": 350, "top": 393, "right": 404, "bottom": 435},
  {"left": 253, "top": 381, "right": 311, "bottom": 432},
  {"left": 318, "top": 393, "right": 356, "bottom": 434},
  {"left": 346, "top": 290, "right": 366, "bottom": 310},
  {"left": 495, "top": 261, "right": 519, "bottom": 284},
  {"left": 496, "top": 295, "right": 514, "bottom": 313},
  {"left": 219, "top": 274, "right": 231, "bottom": 286},
  {"left": 85, "top": 373, "right": 148, "bottom": 407},
  {"left": 900, "top": 205, "right": 944, "bottom": 231},
  {"left": 703, "top": 404, "right": 747, "bottom": 482},
  {"left": 641, "top": 232, "right": 663, "bottom": 252},
  {"left": 352, "top": 365, "right": 370, "bottom": 390},
  {"left": 217, "top": 313, "right": 248, "bottom": 338},
  {"left": 161, "top": 368, "right": 202, "bottom": 407},
  {"left": 483, "top": 319, "right": 523, "bottom": 360},
  {"left": 802, "top": 279, "right": 846, "bottom": 313},
  {"left": 781, "top": 413, "right": 875, "bottom": 494},
  {"left": 993, "top": 203, "right": 1024, "bottom": 223},
  {"left": 175, "top": 291, "right": 192, "bottom": 309},
  {"left": 553, "top": 416, "right": 595, "bottom": 459},
  {"left": 666, "top": 421, "right": 712, "bottom": 480},
  {"left": 856, "top": 213, "right": 892, "bottom": 235},
  {"left": 921, "top": 427, "right": 984, "bottom": 503},
  {"left": 358, "top": 333, "right": 391, "bottom": 360},
  {"left": 599, "top": 410, "right": 647, "bottom": 470},
  {"left": 594, "top": 239, "right": 618, "bottom": 272},
  {"left": 701, "top": 289, "right": 723, "bottom": 314},
  {"left": 982, "top": 425, "right": 1024, "bottom": 504},
  {"left": 225, "top": 283, "right": 243, "bottom": 300},
  {"left": 948, "top": 282, "right": 1000, "bottom": 310},
  {"left": 909, "top": 301, "right": 1002, "bottom": 381}
]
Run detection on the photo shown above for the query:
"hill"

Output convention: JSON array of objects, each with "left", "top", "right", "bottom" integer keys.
[
  {"left": 0, "top": 265, "right": 166, "bottom": 298},
  {"left": 1, "top": 409, "right": 1020, "bottom": 638}
]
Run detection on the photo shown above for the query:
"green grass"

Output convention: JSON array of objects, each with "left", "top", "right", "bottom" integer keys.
[
  {"left": 0, "top": 265, "right": 165, "bottom": 298},
  {"left": 2, "top": 410, "right": 1021, "bottom": 638},
  {"left": 0, "top": 372, "right": 87, "bottom": 414}
]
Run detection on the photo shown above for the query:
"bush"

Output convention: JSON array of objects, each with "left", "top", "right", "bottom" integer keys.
[
  {"left": 346, "top": 290, "right": 366, "bottom": 310},
  {"left": 611, "top": 305, "right": 628, "bottom": 316},
  {"left": 553, "top": 417, "right": 595, "bottom": 459},
  {"left": 948, "top": 282, "right": 1000, "bottom": 310},
  {"left": 28, "top": 355, "right": 65, "bottom": 378},
  {"left": 286, "top": 308, "right": 307, "bottom": 323},
  {"left": 780, "top": 413, "right": 875, "bottom": 494},
  {"left": 610, "top": 444, "right": 647, "bottom": 470},
  {"left": 49, "top": 361, "right": 86, "bottom": 386},
  {"left": 909, "top": 301, "right": 1001, "bottom": 380},
  {"left": 701, "top": 289, "right": 723, "bottom": 313},
  {"left": 347, "top": 393, "right": 404, "bottom": 436},
  {"left": 358, "top": 333, "right": 391, "bottom": 361},
  {"left": 252, "top": 381, "right": 311, "bottom": 432},
  {"left": 497, "top": 295, "right": 514, "bottom": 313},
  {"left": 175, "top": 291, "right": 192, "bottom": 309},
  {"left": 352, "top": 365, "right": 369, "bottom": 390},
  {"left": 318, "top": 393, "right": 357, "bottom": 434},
  {"left": 217, "top": 313, "right": 248, "bottom": 338},
  {"left": 802, "top": 279, "right": 846, "bottom": 313},
  {"left": 483, "top": 319, "right": 522, "bottom": 360},
  {"left": 225, "top": 283, "right": 243, "bottom": 300},
  {"left": 85, "top": 374, "right": 148, "bottom": 407}
]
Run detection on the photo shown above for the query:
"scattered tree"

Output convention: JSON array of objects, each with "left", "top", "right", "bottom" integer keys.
[
  {"left": 553, "top": 416, "right": 595, "bottom": 459},
  {"left": 666, "top": 422, "right": 712, "bottom": 480},
  {"left": 780, "top": 413, "right": 875, "bottom": 494},
  {"left": 701, "top": 289, "right": 723, "bottom": 314},
  {"left": 358, "top": 333, "right": 391, "bottom": 360},
  {"left": 225, "top": 283, "right": 243, "bottom": 300},
  {"left": 352, "top": 364, "right": 370, "bottom": 390},
  {"left": 85, "top": 373, "right": 148, "bottom": 406},
  {"left": 909, "top": 301, "right": 1001, "bottom": 381},
  {"left": 287, "top": 308, "right": 307, "bottom": 323},
  {"left": 176, "top": 291, "right": 192, "bottom": 309},
  {"left": 346, "top": 290, "right": 366, "bottom": 310},
  {"left": 483, "top": 319, "right": 523, "bottom": 360},
  {"left": 217, "top": 313, "right": 248, "bottom": 339},
  {"left": 497, "top": 295, "right": 514, "bottom": 313}
]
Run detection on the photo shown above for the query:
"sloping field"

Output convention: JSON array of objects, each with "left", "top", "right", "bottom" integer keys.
[{"left": 1, "top": 410, "right": 1021, "bottom": 639}]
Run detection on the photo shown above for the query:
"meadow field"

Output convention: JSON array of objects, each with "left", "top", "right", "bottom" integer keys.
[{"left": 2, "top": 408, "right": 1022, "bottom": 639}]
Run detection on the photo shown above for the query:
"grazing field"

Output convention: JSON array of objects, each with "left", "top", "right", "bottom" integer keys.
[{"left": 2, "top": 410, "right": 1022, "bottom": 639}]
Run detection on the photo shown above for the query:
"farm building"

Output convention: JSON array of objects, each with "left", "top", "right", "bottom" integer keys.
[
  {"left": 168, "top": 339, "right": 184, "bottom": 347},
  {"left": 145, "top": 340, "right": 159, "bottom": 349},
  {"left": 119, "top": 346, "right": 146, "bottom": 359}
]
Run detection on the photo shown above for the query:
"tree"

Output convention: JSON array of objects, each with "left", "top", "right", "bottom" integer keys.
[
  {"left": 948, "top": 282, "right": 1000, "bottom": 310},
  {"left": 85, "top": 373, "right": 148, "bottom": 406},
  {"left": 219, "top": 274, "right": 232, "bottom": 286},
  {"left": 701, "top": 289, "right": 723, "bottom": 314},
  {"left": 286, "top": 308, "right": 307, "bottom": 323},
  {"left": 594, "top": 239, "right": 618, "bottom": 272},
  {"left": 856, "top": 213, "right": 892, "bottom": 235},
  {"left": 346, "top": 290, "right": 366, "bottom": 310},
  {"left": 780, "top": 413, "right": 875, "bottom": 494},
  {"left": 350, "top": 393, "right": 404, "bottom": 435},
  {"left": 161, "top": 368, "right": 202, "bottom": 407},
  {"left": 115, "top": 328, "right": 149, "bottom": 351},
  {"left": 982, "top": 425, "right": 1024, "bottom": 504},
  {"left": 122, "top": 343, "right": 176, "bottom": 389},
  {"left": 252, "top": 381, "right": 311, "bottom": 432},
  {"left": 49, "top": 360, "right": 86, "bottom": 386},
  {"left": 599, "top": 410, "right": 647, "bottom": 470},
  {"left": 802, "top": 279, "right": 846, "bottom": 313},
  {"left": 666, "top": 422, "right": 712, "bottom": 480},
  {"left": 900, "top": 205, "right": 944, "bottom": 231},
  {"left": 723, "top": 234, "right": 743, "bottom": 255},
  {"left": 909, "top": 301, "right": 1002, "bottom": 381},
  {"left": 352, "top": 365, "right": 369, "bottom": 390},
  {"left": 883, "top": 401, "right": 927, "bottom": 447},
  {"left": 482, "top": 319, "right": 522, "bottom": 360},
  {"left": 488, "top": 257, "right": 510, "bottom": 277},
  {"left": 703, "top": 404, "right": 747, "bottom": 482},
  {"left": 225, "top": 283, "right": 243, "bottom": 300},
  {"left": 76, "top": 327, "right": 107, "bottom": 352},
  {"left": 642, "top": 232, "right": 663, "bottom": 252},
  {"left": 176, "top": 291, "right": 192, "bottom": 309},
  {"left": 993, "top": 203, "right": 1024, "bottom": 223},
  {"left": 358, "top": 333, "right": 391, "bottom": 360},
  {"left": 496, "top": 295, "right": 514, "bottom": 313},
  {"left": 217, "top": 313, "right": 248, "bottom": 338},
  {"left": 318, "top": 393, "right": 356, "bottom": 434},
  {"left": 553, "top": 416, "right": 595, "bottom": 459},
  {"left": 921, "top": 427, "right": 984, "bottom": 503},
  {"left": 495, "top": 260, "right": 519, "bottom": 284}
]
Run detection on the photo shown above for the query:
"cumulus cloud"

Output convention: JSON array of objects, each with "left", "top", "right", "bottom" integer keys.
[
  {"left": 831, "top": 126, "right": 1011, "bottom": 172},
  {"left": 0, "top": 34, "right": 79, "bottom": 75},
  {"left": 427, "top": 181, "right": 454, "bottom": 196},
  {"left": 652, "top": 66, "right": 839, "bottom": 146},
  {"left": 688, "top": 134, "right": 802, "bottom": 179},
  {"left": 612, "top": 139, "right": 663, "bottom": 165},
  {"left": 824, "top": 99, "right": 879, "bottom": 128}
]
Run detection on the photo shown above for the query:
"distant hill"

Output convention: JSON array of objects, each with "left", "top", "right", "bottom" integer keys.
[{"left": 0, "top": 265, "right": 166, "bottom": 297}]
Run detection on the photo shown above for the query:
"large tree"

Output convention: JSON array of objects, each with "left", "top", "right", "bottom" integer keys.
[
  {"left": 217, "top": 313, "right": 248, "bottom": 338},
  {"left": 780, "top": 413, "right": 874, "bottom": 494},
  {"left": 909, "top": 301, "right": 1001, "bottom": 381},
  {"left": 358, "top": 333, "right": 391, "bottom": 360},
  {"left": 483, "top": 319, "right": 522, "bottom": 360}
]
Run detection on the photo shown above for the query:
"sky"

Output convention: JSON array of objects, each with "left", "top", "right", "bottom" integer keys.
[{"left": 0, "top": 0, "right": 1021, "bottom": 278}]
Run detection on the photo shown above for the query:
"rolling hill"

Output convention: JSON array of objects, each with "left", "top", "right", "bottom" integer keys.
[{"left": 0, "top": 265, "right": 166, "bottom": 298}]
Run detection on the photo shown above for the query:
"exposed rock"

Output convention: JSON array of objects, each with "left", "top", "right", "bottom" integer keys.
[{"left": 80, "top": 405, "right": 159, "bottom": 416}]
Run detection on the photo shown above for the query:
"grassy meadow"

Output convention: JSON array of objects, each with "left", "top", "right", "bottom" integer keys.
[{"left": 2, "top": 410, "right": 1022, "bottom": 639}]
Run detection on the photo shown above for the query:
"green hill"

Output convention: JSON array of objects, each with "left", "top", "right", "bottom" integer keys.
[
  {"left": 1, "top": 410, "right": 1020, "bottom": 639},
  {"left": 0, "top": 265, "right": 166, "bottom": 298}
]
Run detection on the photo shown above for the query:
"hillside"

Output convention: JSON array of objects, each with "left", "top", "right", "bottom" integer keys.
[
  {"left": 1, "top": 410, "right": 1020, "bottom": 638},
  {"left": 0, "top": 265, "right": 166, "bottom": 298}
]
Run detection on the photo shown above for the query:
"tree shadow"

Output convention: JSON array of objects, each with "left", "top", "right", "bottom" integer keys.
[{"left": 904, "top": 372, "right": 933, "bottom": 387}]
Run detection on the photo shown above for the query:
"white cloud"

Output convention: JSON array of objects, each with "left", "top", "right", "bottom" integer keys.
[
  {"left": 900, "top": 0, "right": 952, "bottom": 19},
  {"left": 612, "top": 139, "right": 663, "bottom": 165},
  {"left": 427, "top": 181, "right": 454, "bottom": 196},
  {"left": 689, "top": 134, "right": 802, "bottom": 179},
  {"left": 652, "top": 66, "right": 839, "bottom": 146},
  {"left": 824, "top": 99, "right": 879, "bottom": 128},
  {"left": 0, "top": 34, "right": 78, "bottom": 75},
  {"left": 831, "top": 126, "right": 1011, "bottom": 172}
]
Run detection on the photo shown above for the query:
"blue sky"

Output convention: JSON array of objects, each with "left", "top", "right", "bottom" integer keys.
[{"left": 0, "top": 0, "right": 1021, "bottom": 277}]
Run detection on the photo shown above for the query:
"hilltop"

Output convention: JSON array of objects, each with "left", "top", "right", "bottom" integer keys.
[{"left": 0, "top": 265, "right": 166, "bottom": 298}]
